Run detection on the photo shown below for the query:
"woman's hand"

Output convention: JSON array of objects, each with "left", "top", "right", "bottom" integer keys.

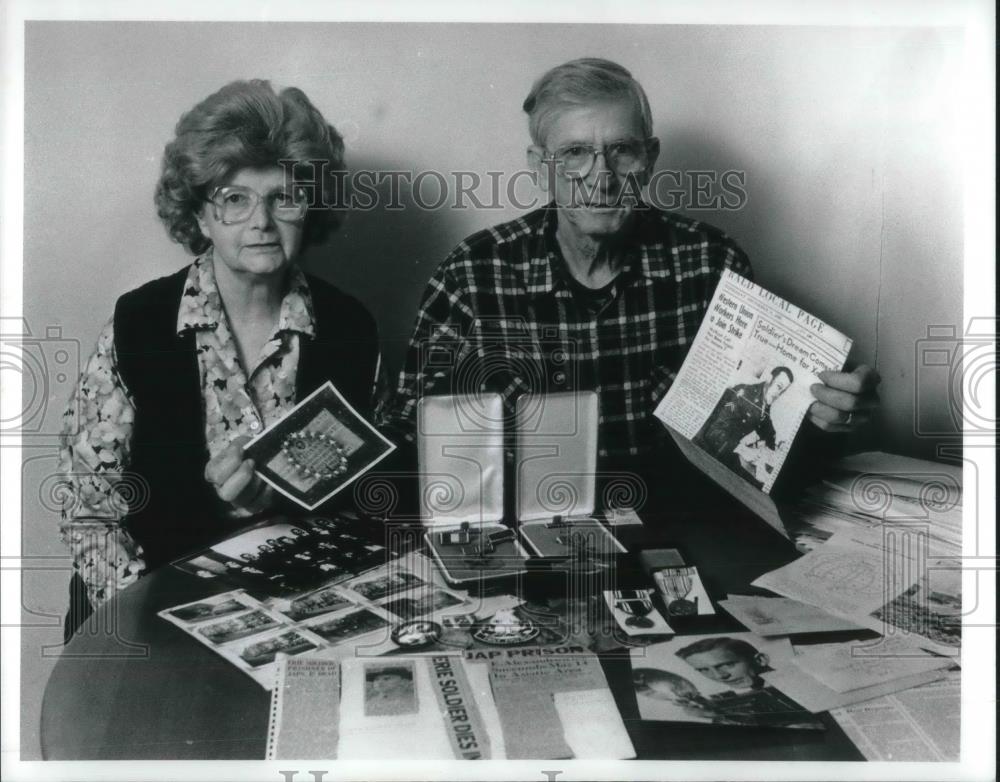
[{"left": 204, "top": 435, "right": 272, "bottom": 512}]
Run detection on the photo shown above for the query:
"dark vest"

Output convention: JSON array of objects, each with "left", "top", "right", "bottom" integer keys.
[{"left": 113, "top": 265, "right": 379, "bottom": 569}]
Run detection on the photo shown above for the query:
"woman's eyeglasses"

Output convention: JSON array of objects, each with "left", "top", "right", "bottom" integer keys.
[{"left": 206, "top": 185, "right": 309, "bottom": 225}]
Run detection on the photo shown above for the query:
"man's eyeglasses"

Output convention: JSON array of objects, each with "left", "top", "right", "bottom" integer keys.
[
  {"left": 206, "top": 185, "right": 309, "bottom": 225},
  {"left": 543, "top": 138, "right": 654, "bottom": 179}
]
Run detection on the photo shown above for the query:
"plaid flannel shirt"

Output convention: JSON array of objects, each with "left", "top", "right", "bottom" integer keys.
[{"left": 377, "top": 204, "right": 752, "bottom": 462}]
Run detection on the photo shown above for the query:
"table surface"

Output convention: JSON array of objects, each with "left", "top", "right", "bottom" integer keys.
[{"left": 41, "top": 495, "right": 869, "bottom": 761}]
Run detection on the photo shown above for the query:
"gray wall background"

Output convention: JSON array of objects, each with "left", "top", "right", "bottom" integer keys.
[{"left": 19, "top": 22, "right": 963, "bottom": 757}]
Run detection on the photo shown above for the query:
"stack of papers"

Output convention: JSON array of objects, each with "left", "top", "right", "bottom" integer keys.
[
  {"left": 720, "top": 595, "right": 863, "bottom": 636},
  {"left": 760, "top": 450, "right": 965, "bottom": 657},
  {"left": 738, "top": 449, "right": 964, "bottom": 765},
  {"left": 752, "top": 526, "right": 961, "bottom": 656},
  {"left": 764, "top": 637, "right": 955, "bottom": 713},
  {"left": 788, "top": 451, "right": 962, "bottom": 558}
]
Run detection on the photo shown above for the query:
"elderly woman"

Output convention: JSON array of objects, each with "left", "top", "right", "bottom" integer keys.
[{"left": 58, "top": 80, "right": 381, "bottom": 635}]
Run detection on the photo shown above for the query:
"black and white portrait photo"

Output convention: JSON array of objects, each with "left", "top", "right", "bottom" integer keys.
[{"left": 3, "top": 1, "right": 991, "bottom": 779}]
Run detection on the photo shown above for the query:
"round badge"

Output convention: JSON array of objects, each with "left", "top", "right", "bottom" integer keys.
[
  {"left": 391, "top": 620, "right": 442, "bottom": 649},
  {"left": 281, "top": 431, "right": 348, "bottom": 480},
  {"left": 473, "top": 608, "right": 540, "bottom": 646},
  {"left": 667, "top": 598, "right": 698, "bottom": 616}
]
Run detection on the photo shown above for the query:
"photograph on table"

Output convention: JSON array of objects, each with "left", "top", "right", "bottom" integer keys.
[
  {"left": 304, "top": 607, "right": 391, "bottom": 646},
  {"left": 159, "top": 589, "right": 259, "bottom": 627},
  {"left": 173, "top": 515, "right": 389, "bottom": 597},
  {"left": 345, "top": 569, "right": 427, "bottom": 602},
  {"left": 630, "top": 633, "right": 825, "bottom": 729},
  {"left": 363, "top": 661, "right": 419, "bottom": 717},
  {"left": 868, "top": 558, "right": 962, "bottom": 653},
  {"left": 275, "top": 583, "right": 355, "bottom": 621},
  {"left": 244, "top": 381, "right": 396, "bottom": 510},
  {"left": 166, "top": 597, "right": 249, "bottom": 624},
  {"left": 160, "top": 591, "right": 328, "bottom": 687},
  {"left": 380, "top": 586, "right": 469, "bottom": 620},
  {"left": 196, "top": 609, "right": 282, "bottom": 645},
  {"left": 234, "top": 629, "right": 320, "bottom": 668},
  {"left": 177, "top": 555, "right": 231, "bottom": 579}
]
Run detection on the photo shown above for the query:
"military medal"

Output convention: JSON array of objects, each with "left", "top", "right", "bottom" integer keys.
[
  {"left": 654, "top": 568, "right": 699, "bottom": 616},
  {"left": 612, "top": 590, "right": 656, "bottom": 628},
  {"left": 281, "top": 430, "right": 348, "bottom": 480}
]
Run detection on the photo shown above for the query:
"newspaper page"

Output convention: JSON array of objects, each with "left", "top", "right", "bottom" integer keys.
[
  {"left": 484, "top": 647, "right": 635, "bottom": 759},
  {"left": 753, "top": 527, "right": 961, "bottom": 656},
  {"left": 266, "top": 657, "right": 341, "bottom": 759},
  {"left": 829, "top": 672, "right": 961, "bottom": 761},
  {"left": 338, "top": 656, "right": 496, "bottom": 759},
  {"left": 719, "top": 595, "right": 864, "bottom": 635},
  {"left": 788, "top": 636, "right": 952, "bottom": 693},
  {"left": 752, "top": 526, "right": 921, "bottom": 616},
  {"left": 763, "top": 660, "right": 949, "bottom": 713},
  {"left": 268, "top": 655, "right": 498, "bottom": 760},
  {"left": 654, "top": 270, "right": 852, "bottom": 494}
]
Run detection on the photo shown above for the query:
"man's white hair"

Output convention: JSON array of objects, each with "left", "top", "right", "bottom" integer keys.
[{"left": 522, "top": 58, "right": 654, "bottom": 147}]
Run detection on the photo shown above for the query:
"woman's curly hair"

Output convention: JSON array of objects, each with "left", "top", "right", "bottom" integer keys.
[{"left": 155, "top": 80, "right": 345, "bottom": 255}]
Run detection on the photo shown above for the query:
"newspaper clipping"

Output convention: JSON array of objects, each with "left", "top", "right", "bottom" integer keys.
[
  {"left": 655, "top": 270, "right": 852, "bottom": 493},
  {"left": 829, "top": 672, "right": 960, "bottom": 762}
]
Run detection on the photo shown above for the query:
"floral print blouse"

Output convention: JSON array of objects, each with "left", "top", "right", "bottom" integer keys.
[{"left": 58, "top": 252, "right": 324, "bottom": 607}]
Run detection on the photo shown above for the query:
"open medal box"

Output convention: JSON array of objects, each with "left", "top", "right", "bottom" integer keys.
[{"left": 419, "top": 391, "right": 624, "bottom": 587}]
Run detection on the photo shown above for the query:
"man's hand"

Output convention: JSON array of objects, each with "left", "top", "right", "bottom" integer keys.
[
  {"left": 204, "top": 435, "right": 272, "bottom": 511},
  {"left": 808, "top": 364, "right": 881, "bottom": 433}
]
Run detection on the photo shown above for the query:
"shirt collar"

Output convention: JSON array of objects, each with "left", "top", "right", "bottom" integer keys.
[
  {"left": 175, "top": 251, "right": 317, "bottom": 338},
  {"left": 524, "top": 202, "right": 660, "bottom": 298}
]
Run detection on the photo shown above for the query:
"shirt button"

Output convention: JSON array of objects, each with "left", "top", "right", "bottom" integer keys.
[{"left": 249, "top": 421, "right": 261, "bottom": 431}]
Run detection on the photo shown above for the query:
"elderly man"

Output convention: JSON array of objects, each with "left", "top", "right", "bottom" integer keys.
[{"left": 379, "top": 58, "right": 878, "bottom": 471}]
